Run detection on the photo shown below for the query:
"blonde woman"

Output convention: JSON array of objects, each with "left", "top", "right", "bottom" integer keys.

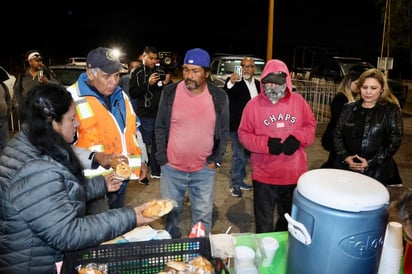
[
  {"left": 333, "top": 68, "right": 403, "bottom": 185},
  {"left": 321, "top": 71, "right": 360, "bottom": 167}
]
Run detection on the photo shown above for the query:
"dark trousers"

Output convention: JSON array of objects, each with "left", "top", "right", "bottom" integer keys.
[
  {"left": 140, "top": 117, "right": 161, "bottom": 175},
  {"left": 107, "top": 181, "right": 128, "bottom": 209},
  {"left": 253, "top": 180, "right": 296, "bottom": 233},
  {"left": 320, "top": 151, "right": 337, "bottom": 168}
]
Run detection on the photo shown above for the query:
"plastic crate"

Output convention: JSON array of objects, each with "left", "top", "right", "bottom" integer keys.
[{"left": 63, "top": 237, "right": 211, "bottom": 274}]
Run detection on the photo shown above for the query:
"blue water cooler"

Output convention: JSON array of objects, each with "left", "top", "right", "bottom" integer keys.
[{"left": 285, "top": 169, "right": 390, "bottom": 274}]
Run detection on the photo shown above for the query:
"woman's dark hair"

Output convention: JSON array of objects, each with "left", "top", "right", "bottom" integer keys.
[{"left": 18, "top": 83, "right": 85, "bottom": 184}]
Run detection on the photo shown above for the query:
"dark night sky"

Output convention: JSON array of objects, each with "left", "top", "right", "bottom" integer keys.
[{"left": 2, "top": 0, "right": 382, "bottom": 72}]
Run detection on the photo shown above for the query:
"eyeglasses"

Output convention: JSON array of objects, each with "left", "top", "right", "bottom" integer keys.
[{"left": 241, "top": 65, "right": 255, "bottom": 69}]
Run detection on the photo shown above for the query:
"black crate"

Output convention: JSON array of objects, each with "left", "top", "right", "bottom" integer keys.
[{"left": 63, "top": 237, "right": 211, "bottom": 274}]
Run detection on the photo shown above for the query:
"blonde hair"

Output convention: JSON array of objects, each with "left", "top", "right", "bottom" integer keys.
[
  {"left": 356, "top": 68, "right": 400, "bottom": 106},
  {"left": 337, "top": 72, "right": 360, "bottom": 102}
]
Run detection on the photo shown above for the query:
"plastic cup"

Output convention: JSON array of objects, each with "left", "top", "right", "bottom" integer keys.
[
  {"left": 235, "top": 246, "right": 256, "bottom": 267},
  {"left": 235, "top": 264, "right": 258, "bottom": 274},
  {"left": 260, "top": 237, "right": 279, "bottom": 266},
  {"left": 384, "top": 221, "right": 403, "bottom": 249},
  {"left": 377, "top": 222, "right": 404, "bottom": 274}
]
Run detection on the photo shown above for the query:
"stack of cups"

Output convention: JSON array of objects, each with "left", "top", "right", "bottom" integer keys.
[
  {"left": 234, "top": 246, "right": 258, "bottom": 274},
  {"left": 377, "top": 221, "right": 404, "bottom": 274},
  {"left": 260, "top": 237, "right": 280, "bottom": 267}
]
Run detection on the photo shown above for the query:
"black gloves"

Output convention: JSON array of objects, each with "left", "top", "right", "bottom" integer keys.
[
  {"left": 282, "top": 135, "right": 300, "bottom": 155},
  {"left": 268, "top": 135, "right": 300, "bottom": 155},
  {"left": 268, "top": 138, "right": 282, "bottom": 155}
]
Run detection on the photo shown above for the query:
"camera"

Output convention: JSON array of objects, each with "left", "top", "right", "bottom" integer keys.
[{"left": 155, "top": 63, "right": 166, "bottom": 81}]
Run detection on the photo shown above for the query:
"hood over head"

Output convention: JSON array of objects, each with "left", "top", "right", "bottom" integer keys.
[{"left": 259, "top": 59, "right": 292, "bottom": 92}]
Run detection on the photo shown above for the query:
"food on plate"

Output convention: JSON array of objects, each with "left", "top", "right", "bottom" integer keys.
[
  {"left": 78, "top": 267, "right": 104, "bottom": 274},
  {"left": 142, "top": 199, "right": 175, "bottom": 218},
  {"left": 160, "top": 256, "right": 213, "bottom": 273},
  {"left": 164, "top": 260, "right": 188, "bottom": 273},
  {"left": 111, "top": 155, "right": 132, "bottom": 179},
  {"left": 188, "top": 255, "right": 214, "bottom": 273}
]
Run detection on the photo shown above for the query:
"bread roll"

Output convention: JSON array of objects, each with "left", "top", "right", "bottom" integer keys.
[
  {"left": 142, "top": 199, "right": 175, "bottom": 218},
  {"left": 165, "top": 260, "right": 188, "bottom": 271},
  {"left": 78, "top": 267, "right": 104, "bottom": 274},
  {"left": 111, "top": 155, "right": 129, "bottom": 168},
  {"left": 188, "top": 256, "right": 214, "bottom": 273},
  {"left": 111, "top": 155, "right": 132, "bottom": 179}
]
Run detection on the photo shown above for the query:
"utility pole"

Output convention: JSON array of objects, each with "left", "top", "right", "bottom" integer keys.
[
  {"left": 266, "top": 0, "right": 275, "bottom": 61},
  {"left": 379, "top": 0, "right": 392, "bottom": 75}
]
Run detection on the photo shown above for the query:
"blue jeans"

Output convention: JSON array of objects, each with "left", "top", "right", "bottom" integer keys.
[
  {"left": 160, "top": 164, "right": 216, "bottom": 238},
  {"left": 140, "top": 117, "right": 161, "bottom": 175},
  {"left": 230, "top": 131, "right": 249, "bottom": 190}
]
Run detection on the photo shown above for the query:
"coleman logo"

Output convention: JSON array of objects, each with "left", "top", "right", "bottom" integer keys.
[{"left": 339, "top": 230, "right": 384, "bottom": 257}]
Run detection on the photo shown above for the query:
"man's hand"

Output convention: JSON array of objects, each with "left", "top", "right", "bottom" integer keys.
[
  {"left": 94, "top": 152, "right": 115, "bottom": 169},
  {"left": 229, "top": 72, "right": 241, "bottom": 84}
]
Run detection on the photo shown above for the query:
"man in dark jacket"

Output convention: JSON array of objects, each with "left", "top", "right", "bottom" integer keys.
[
  {"left": 155, "top": 48, "right": 229, "bottom": 238},
  {"left": 129, "top": 46, "right": 173, "bottom": 182},
  {"left": 223, "top": 57, "right": 260, "bottom": 197}
]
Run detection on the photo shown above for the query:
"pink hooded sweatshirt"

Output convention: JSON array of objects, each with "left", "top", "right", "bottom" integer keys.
[{"left": 238, "top": 59, "right": 316, "bottom": 185}]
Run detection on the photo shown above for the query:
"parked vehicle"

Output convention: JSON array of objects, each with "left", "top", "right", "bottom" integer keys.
[
  {"left": 67, "top": 57, "right": 87, "bottom": 66},
  {"left": 311, "top": 56, "right": 408, "bottom": 109},
  {"left": 49, "top": 65, "right": 86, "bottom": 87},
  {"left": 209, "top": 55, "right": 265, "bottom": 88}
]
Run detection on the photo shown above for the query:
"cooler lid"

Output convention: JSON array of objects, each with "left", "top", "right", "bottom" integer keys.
[{"left": 297, "top": 169, "right": 389, "bottom": 212}]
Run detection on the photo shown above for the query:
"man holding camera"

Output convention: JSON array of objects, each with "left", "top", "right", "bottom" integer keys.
[{"left": 129, "top": 46, "right": 172, "bottom": 183}]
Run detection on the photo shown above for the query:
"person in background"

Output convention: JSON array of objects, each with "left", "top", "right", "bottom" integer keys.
[
  {"left": 119, "top": 58, "right": 142, "bottom": 97},
  {"left": 12, "top": 50, "right": 58, "bottom": 110},
  {"left": 238, "top": 59, "right": 316, "bottom": 233},
  {"left": 223, "top": 57, "right": 260, "bottom": 197},
  {"left": 333, "top": 68, "right": 403, "bottom": 186},
  {"left": 68, "top": 47, "right": 148, "bottom": 209},
  {"left": 0, "top": 67, "right": 12, "bottom": 154},
  {"left": 129, "top": 46, "right": 173, "bottom": 182},
  {"left": 0, "top": 83, "right": 157, "bottom": 273},
  {"left": 155, "top": 48, "right": 229, "bottom": 238},
  {"left": 320, "top": 71, "right": 360, "bottom": 168}
]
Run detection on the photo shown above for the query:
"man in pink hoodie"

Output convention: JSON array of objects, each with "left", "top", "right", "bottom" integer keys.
[{"left": 238, "top": 59, "right": 316, "bottom": 233}]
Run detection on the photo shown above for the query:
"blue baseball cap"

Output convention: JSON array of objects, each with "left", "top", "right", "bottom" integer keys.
[
  {"left": 183, "top": 48, "right": 210, "bottom": 68},
  {"left": 86, "top": 47, "right": 121, "bottom": 74}
]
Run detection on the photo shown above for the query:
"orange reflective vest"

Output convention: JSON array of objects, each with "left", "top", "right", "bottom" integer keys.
[{"left": 68, "top": 83, "right": 142, "bottom": 178}]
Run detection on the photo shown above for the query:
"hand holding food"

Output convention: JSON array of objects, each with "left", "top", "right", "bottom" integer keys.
[
  {"left": 142, "top": 199, "right": 176, "bottom": 218},
  {"left": 103, "top": 172, "right": 123, "bottom": 192}
]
